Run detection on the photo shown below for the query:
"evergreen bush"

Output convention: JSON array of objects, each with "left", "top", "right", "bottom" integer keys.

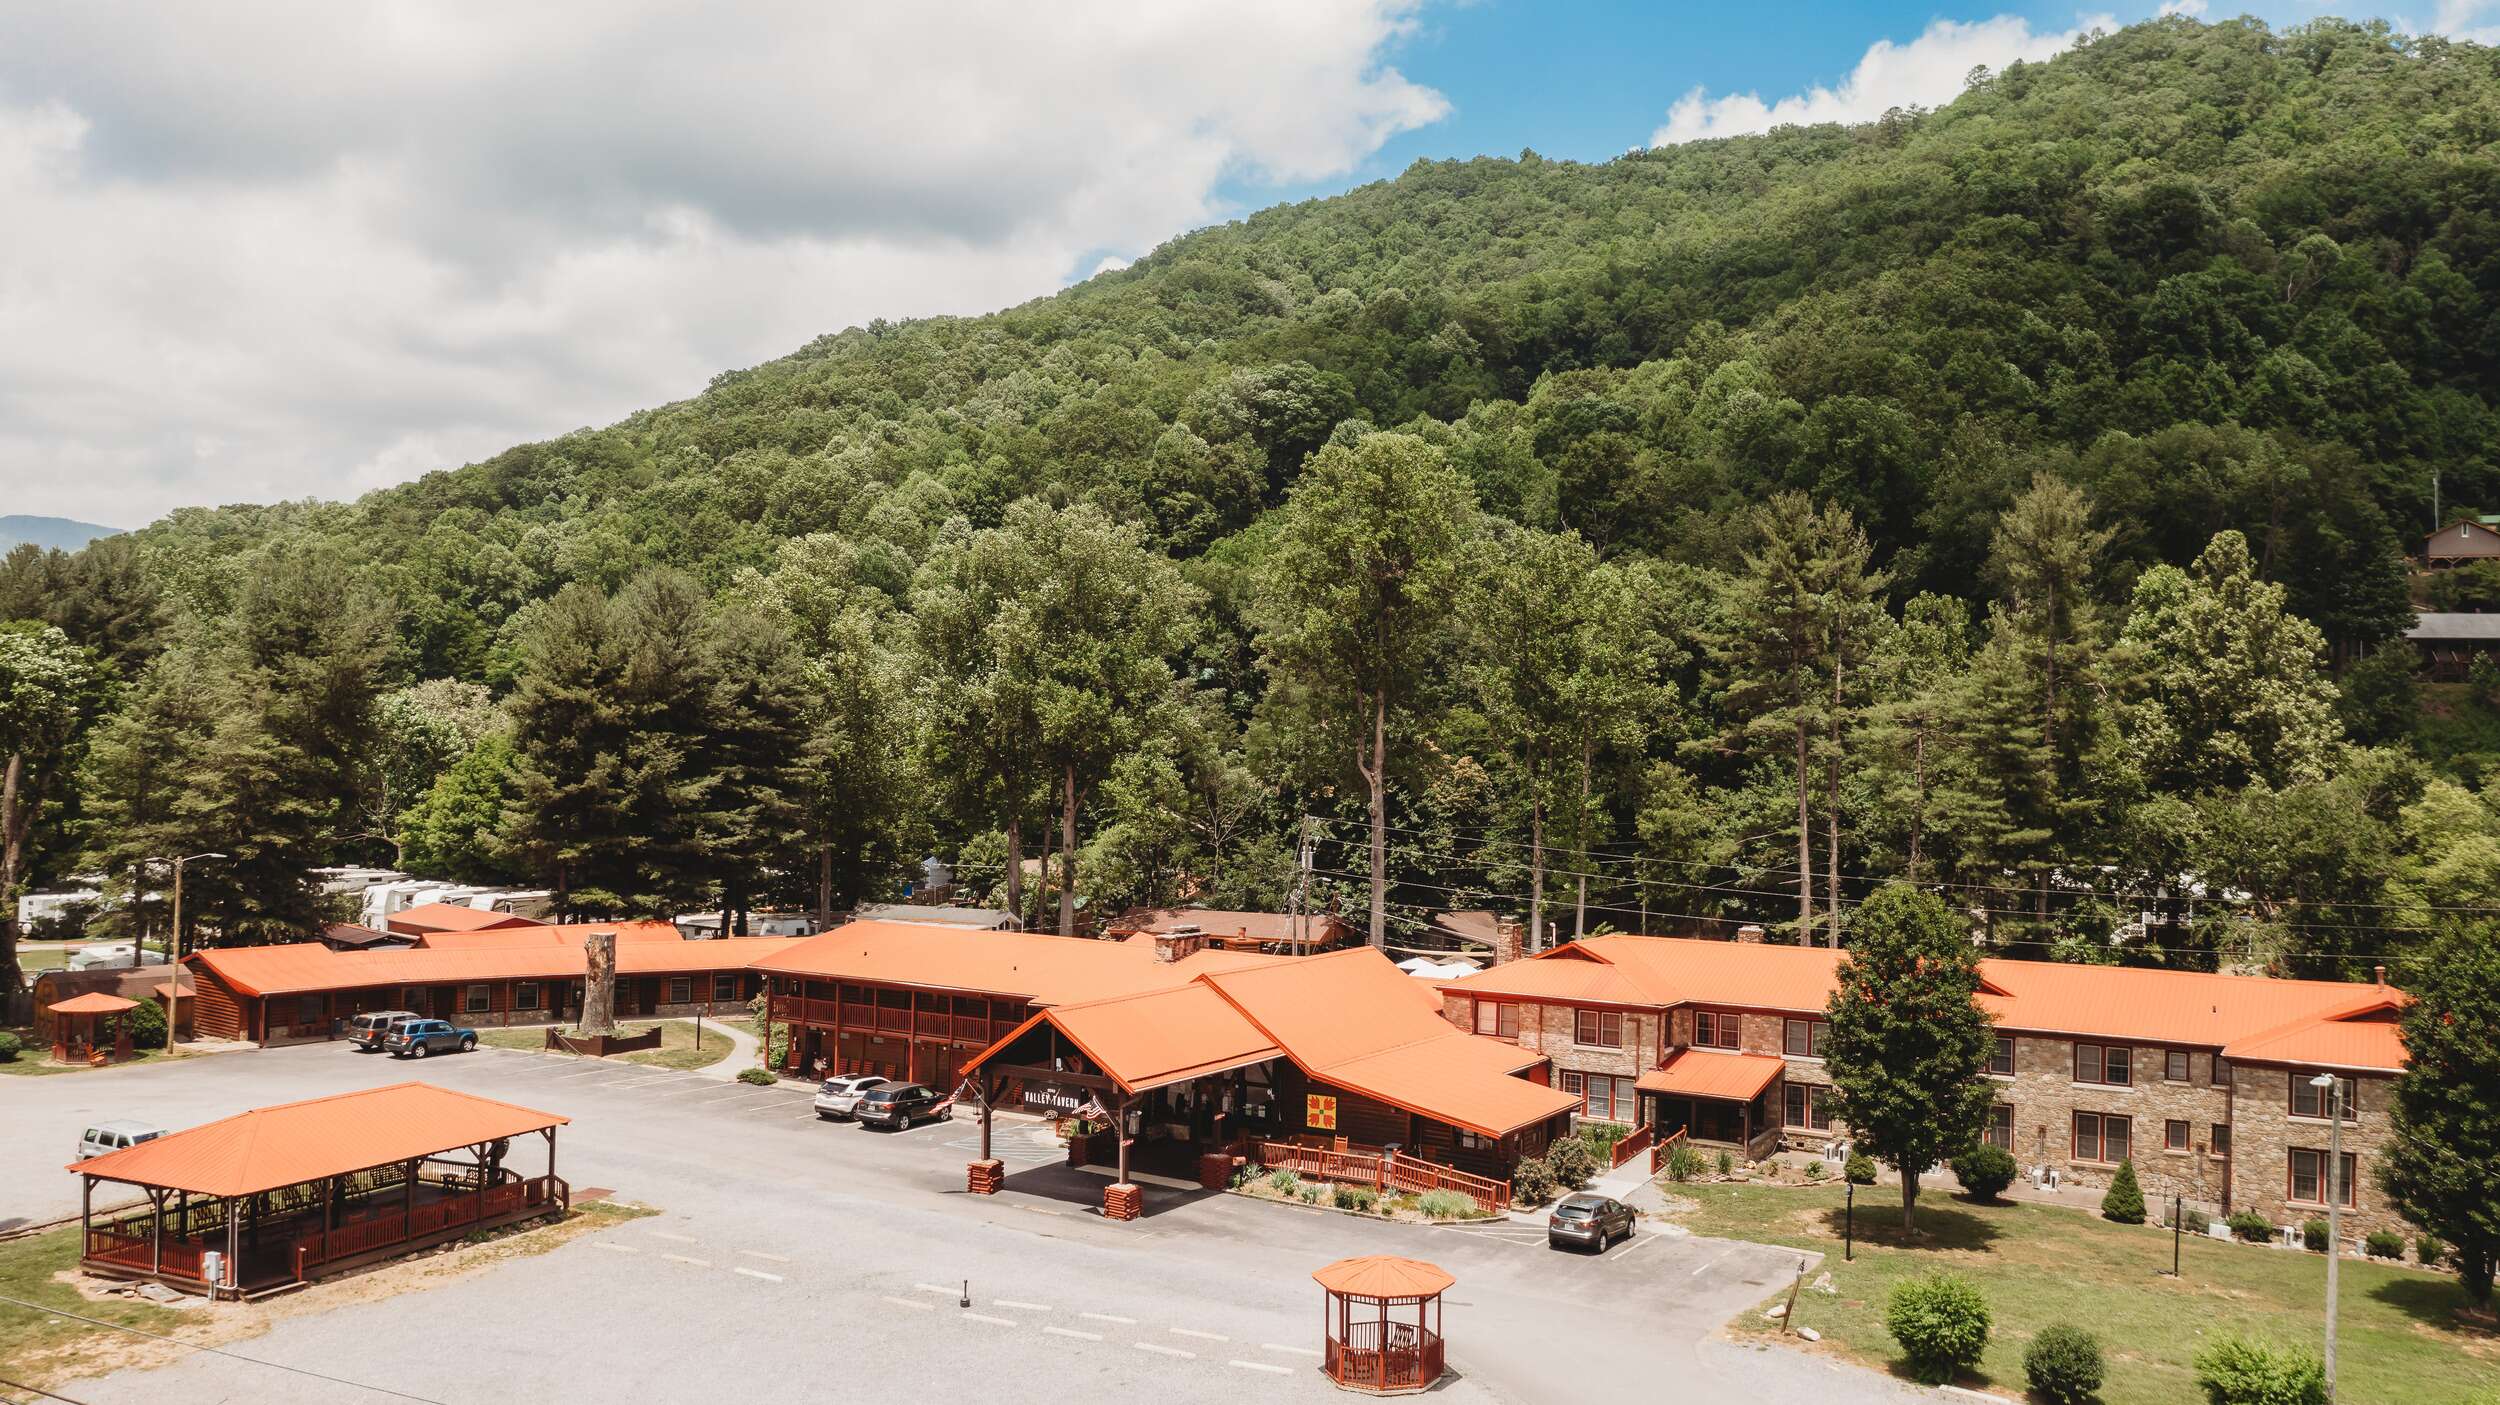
[
  {"left": 123, "top": 998, "right": 168, "bottom": 1050},
  {"left": 2023, "top": 1323, "right": 2105, "bottom": 1405},
  {"left": 2099, "top": 1159, "right": 2145, "bottom": 1224},
  {"left": 1951, "top": 1145, "right": 2017, "bottom": 1202},
  {"left": 1805, "top": 1159, "right": 1825, "bottom": 1179},
  {"left": 2416, "top": 1232, "right": 2447, "bottom": 1268},
  {"left": 2193, "top": 1337, "right": 2325, "bottom": 1405},
  {"left": 1844, "top": 1152, "right": 1877, "bottom": 1185},
  {"left": 2362, "top": 1229, "right": 2405, "bottom": 1259},
  {"left": 2226, "top": 1210, "right": 2273, "bottom": 1242},
  {"left": 2301, "top": 1218, "right": 2331, "bottom": 1253},
  {"left": 1715, "top": 1149, "right": 1735, "bottom": 1176},
  {"left": 735, "top": 1067, "right": 774, "bottom": 1086},
  {"left": 1332, "top": 1185, "right": 1378, "bottom": 1213},
  {"left": 0, "top": 1031, "right": 20, "bottom": 1062},
  {"left": 1883, "top": 1273, "right": 1991, "bottom": 1385},
  {"left": 1510, "top": 1154, "right": 1558, "bottom": 1205},
  {"left": 1546, "top": 1134, "right": 1597, "bottom": 1189}
]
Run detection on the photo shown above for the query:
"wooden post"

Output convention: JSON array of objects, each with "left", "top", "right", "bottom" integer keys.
[
  {"left": 150, "top": 1188, "right": 165, "bottom": 1273},
  {"left": 224, "top": 1200, "right": 239, "bottom": 1296},
  {"left": 79, "top": 1176, "right": 91, "bottom": 1260}
]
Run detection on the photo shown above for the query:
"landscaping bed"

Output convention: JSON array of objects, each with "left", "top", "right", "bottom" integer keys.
[
  {"left": 478, "top": 1020, "right": 735, "bottom": 1072},
  {"left": 1661, "top": 1181, "right": 2496, "bottom": 1405},
  {"left": 1228, "top": 1166, "right": 1497, "bottom": 1223}
]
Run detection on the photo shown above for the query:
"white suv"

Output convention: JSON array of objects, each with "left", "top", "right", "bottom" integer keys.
[{"left": 813, "top": 1074, "right": 889, "bottom": 1121}]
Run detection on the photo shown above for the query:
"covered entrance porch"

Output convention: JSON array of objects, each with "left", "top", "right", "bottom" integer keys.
[{"left": 1636, "top": 1048, "right": 1786, "bottom": 1161}]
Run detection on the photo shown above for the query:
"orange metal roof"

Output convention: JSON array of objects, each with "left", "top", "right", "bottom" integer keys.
[
  {"left": 2223, "top": 1005, "right": 2408, "bottom": 1073},
  {"left": 1104, "top": 908, "right": 1345, "bottom": 942},
  {"left": 67, "top": 1083, "right": 567, "bottom": 1197},
  {"left": 755, "top": 921, "right": 1277, "bottom": 1006},
  {"left": 1437, "top": 957, "right": 1650, "bottom": 1006},
  {"left": 415, "top": 920, "right": 685, "bottom": 950},
  {"left": 384, "top": 903, "right": 544, "bottom": 936},
  {"left": 1635, "top": 1048, "right": 1787, "bottom": 1102},
  {"left": 1312, "top": 1255, "right": 1452, "bottom": 1299},
  {"left": 1003, "top": 985, "right": 1282, "bottom": 1094},
  {"left": 1972, "top": 960, "right": 2390, "bottom": 1050},
  {"left": 188, "top": 937, "right": 803, "bottom": 997},
  {"left": 48, "top": 992, "right": 140, "bottom": 1014}
]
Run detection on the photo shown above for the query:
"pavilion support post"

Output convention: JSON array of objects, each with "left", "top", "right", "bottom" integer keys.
[
  {"left": 223, "top": 1200, "right": 239, "bottom": 1298},
  {"left": 149, "top": 1188, "right": 165, "bottom": 1274},
  {"left": 79, "top": 1176, "right": 91, "bottom": 1258},
  {"left": 1102, "top": 1095, "right": 1141, "bottom": 1221}
]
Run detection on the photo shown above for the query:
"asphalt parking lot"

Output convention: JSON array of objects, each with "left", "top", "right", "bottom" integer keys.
[{"left": 5, "top": 1038, "right": 1930, "bottom": 1403}]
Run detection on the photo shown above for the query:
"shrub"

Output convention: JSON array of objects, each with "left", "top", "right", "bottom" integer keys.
[
  {"left": 2193, "top": 1337, "right": 2325, "bottom": 1405},
  {"left": 1332, "top": 1185, "right": 1378, "bottom": 1213},
  {"left": 1665, "top": 1143, "right": 1708, "bottom": 1182},
  {"left": 1230, "top": 1165, "right": 1259, "bottom": 1191},
  {"left": 735, "top": 1067, "right": 774, "bottom": 1086},
  {"left": 2416, "top": 1232, "right": 2447, "bottom": 1268},
  {"left": 1298, "top": 1183, "right": 1323, "bottom": 1204},
  {"left": 1715, "top": 1150, "right": 1735, "bottom": 1176},
  {"left": 1804, "top": 1159, "right": 1825, "bottom": 1179},
  {"left": 2226, "top": 1210, "right": 2273, "bottom": 1243},
  {"left": 1265, "top": 1169, "right": 1301, "bottom": 1196},
  {"left": 1576, "top": 1121, "right": 1628, "bottom": 1162},
  {"left": 2362, "top": 1229, "right": 2405, "bottom": 1259},
  {"left": 1510, "top": 1154, "right": 1558, "bottom": 1205},
  {"left": 2099, "top": 1159, "right": 2145, "bottom": 1225},
  {"left": 0, "top": 1030, "right": 20, "bottom": 1062},
  {"left": 1883, "top": 1273, "right": 1991, "bottom": 1386},
  {"left": 2300, "top": 1219, "right": 2330, "bottom": 1253},
  {"left": 2024, "top": 1323, "right": 2105, "bottom": 1405},
  {"left": 1546, "top": 1135, "right": 1597, "bottom": 1189},
  {"left": 1844, "top": 1152, "right": 1877, "bottom": 1186},
  {"left": 123, "top": 998, "right": 168, "bottom": 1050},
  {"left": 1415, "top": 1189, "right": 1480, "bottom": 1219},
  {"left": 2169, "top": 1204, "right": 2213, "bottom": 1236},
  {"left": 1951, "top": 1145, "right": 2017, "bottom": 1202}
]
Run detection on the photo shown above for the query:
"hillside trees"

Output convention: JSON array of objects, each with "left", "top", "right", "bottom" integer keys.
[
  {"left": 0, "top": 624, "right": 103, "bottom": 990},
  {"left": 2382, "top": 921, "right": 2500, "bottom": 1307}
]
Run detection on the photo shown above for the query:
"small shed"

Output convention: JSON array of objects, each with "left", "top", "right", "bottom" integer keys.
[{"left": 69, "top": 1082, "right": 569, "bottom": 1298}]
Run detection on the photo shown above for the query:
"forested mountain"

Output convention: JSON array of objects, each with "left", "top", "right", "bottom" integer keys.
[
  {"left": 0, "top": 517, "right": 122, "bottom": 553},
  {"left": 5, "top": 16, "right": 2499, "bottom": 992}
]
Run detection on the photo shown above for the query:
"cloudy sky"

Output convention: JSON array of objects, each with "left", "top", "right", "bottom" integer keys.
[{"left": 4, "top": 1, "right": 2493, "bottom": 528}]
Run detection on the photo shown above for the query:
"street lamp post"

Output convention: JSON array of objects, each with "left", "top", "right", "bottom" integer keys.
[
  {"left": 155, "top": 853, "right": 225, "bottom": 1047},
  {"left": 2310, "top": 1072, "right": 2345, "bottom": 1402}
]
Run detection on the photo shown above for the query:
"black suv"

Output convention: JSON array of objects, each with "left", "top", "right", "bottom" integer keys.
[{"left": 855, "top": 1083, "right": 951, "bottom": 1131}]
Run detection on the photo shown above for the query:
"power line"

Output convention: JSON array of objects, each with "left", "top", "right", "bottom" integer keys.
[{"left": 0, "top": 1295, "right": 452, "bottom": 1405}]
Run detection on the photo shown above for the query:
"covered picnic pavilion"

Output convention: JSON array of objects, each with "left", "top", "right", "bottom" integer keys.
[
  {"left": 69, "top": 1082, "right": 570, "bottom": 1298},
  {"left": 47, "top": 991, "right": 139, "bottom": 1064}
]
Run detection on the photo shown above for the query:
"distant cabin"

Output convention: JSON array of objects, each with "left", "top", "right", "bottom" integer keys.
[
  {"left": 2406, "top": 612, "right": 2500, "bottom": 680},
  {"left": 2424, "top": 519, "right": 2500, "bottom": 567}
]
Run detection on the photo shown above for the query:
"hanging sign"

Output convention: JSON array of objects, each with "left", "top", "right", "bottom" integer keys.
[{"left": 1306, "top": 1094, "right": 1339, "bottom": 1130}]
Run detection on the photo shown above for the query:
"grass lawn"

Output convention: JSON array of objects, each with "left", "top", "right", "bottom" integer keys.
[
  {"left": 0, "top": 1041, "right": 204, "bottom": 1078},
  {"left": 475, "top": 1020, "right": 736, "bottom": 1072},
  {"left": 1663, "top": 1182, "right": 2499, "bottom": 1404}
]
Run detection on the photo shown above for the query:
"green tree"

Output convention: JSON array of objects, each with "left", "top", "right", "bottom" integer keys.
[
  {"left": 0, "top": 623, "right": 103, "bottom": 991},
  {"left": 1824, "top": 886, "right": 1999, "bottom": 1230},
  {"left": 1254, "top": 433, "right": 1478, "bottom": 947},
  {"left": 503, "top": 584, "right": 633, "bottom": 916},
  {"left": 2381, "top": 921, "right": 2500, "bottom": 1307},
  {"left": 694, "top": 605, "right": 813, "bottom": 934},
  {"left": 398, "top": 733, "right": 522, "bottom": 884},
  {"left": 2101, "top": 1158, "right": 2146, "bottom": 1223}
]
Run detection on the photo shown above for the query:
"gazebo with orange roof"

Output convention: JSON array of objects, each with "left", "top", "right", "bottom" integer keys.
[
  {"left": 1312, "top": 1255, "right": 1453, "bottom": 1394},
  {"left": 47, "top": 991, "right": 138, "bottom": 1064}
]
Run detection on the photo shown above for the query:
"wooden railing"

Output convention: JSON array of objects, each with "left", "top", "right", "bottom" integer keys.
[
  {"left": 1252, "top": 1140, "right": 1511, "bottom": 1214},
  {"left": 1649, "top": 1127, "right": 1690, "bottom": 1175},
  {"left": 1611, "top": 1123, "right": 1655, "bottom": 1169},
  {"left": 1324, "top": 1322, "right": 1445, "bottom": 1392}
]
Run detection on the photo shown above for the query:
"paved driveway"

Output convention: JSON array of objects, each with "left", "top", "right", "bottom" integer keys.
[{"left": 5, "top": 1043, "right": 1932, "bottom": 1403}]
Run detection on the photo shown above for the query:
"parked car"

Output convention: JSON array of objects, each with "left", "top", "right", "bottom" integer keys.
[
  {"left": 384, "top": 1019, "right": 478, "bottom": 1058},
  {"left": 79, "top": 1120, "right": 165, "bottom": 1160},
  {"left": 346, "top": 1010, "right": 422, "bottom": 1052},
  {"left": 855, "top": 1082, "right": 950, "bottom": 1130},
  {"left": 1547, "top": 1193, "right": 1635, "bottom": 1251},
  {"left": 813, "top": 1074, "right": 890, "bottom": 1121}
]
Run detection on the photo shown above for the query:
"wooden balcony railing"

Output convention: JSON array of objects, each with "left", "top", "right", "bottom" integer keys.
[
  {"left": 1252, "top": 1139, "right": 1511, "bottom": 1214},
  {"left": 1323, "top": 1322, "right": 1444, "bottom": 1392},
  {"left": 1611, "top": 1123, "right": 1654, "bottom": 1169}
]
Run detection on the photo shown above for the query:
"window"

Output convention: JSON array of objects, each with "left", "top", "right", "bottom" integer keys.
[
  {"left": 1457, "top": 1130, "right": 1490, "bottom": 1151},
  {"left": 1784, "top": 1084, "right": 1835, "bottom": 1131},
  {"left": 713, "top": 974, "right": 739, "bottom": 1002},
  {"left": 2211, "top": 1054, "right": 2232, "bottom": 1088},
  {"left": 2073, "top": 1043, "right": 2131, "bottom": 1086},
  {"left": 2072, "top": 1111, "right": 2132, "bottom": 1164},
  {"left": 1988, "top": 1036, "right": 2016, "bottom": 1077},
  {"left": 1692, "top": 1009, "right": 1740, "bottom": 1049},
  {"left": 2290, "top": 1073, "right": 2358, "bottom": 1121},
  {"left": 514, "top": 982, "right": 541, "bottom": 1011},
  {"left": 463, "top": 984, "right": 491, "bottom": 1015},
  {"left": 1782, "top": 1018, "right": 1828, "bottom": 1059},
  {"left": 1575, "top": 1009, "right": 1623, "bottom": 1048},
  {"left": 296, "top": 995, "right": 324, "bottom": 1025},
  {"left": 2164, "top": 1049, "right": 2191, "bottom": 1083},
  {"left": 667, "top": 977, "right": 692, "bottom": 1005},
  {"left": 1474, "top": 1000, "right": 1521, "bottom": 1039},
  {"left": 1986, "top": 1104, "right": 2013, "bottom": 1151},
  {"left": 1567, "top": 1071, "right": 1636, "bottom": 1121},
  {"left": 2211, "top": 1123, "right": 2231, "bottom": 1158},
  {"left": 2288, "top": 1148, "right": 2358, "bottom": 1207},
  {"left": 2164, "top": 1119, "right": 2191, "bottom": 1153}
]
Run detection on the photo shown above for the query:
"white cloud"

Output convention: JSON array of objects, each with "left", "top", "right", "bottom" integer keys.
[
  {"left": 2159, "top": 0, "right": 2207, "bottom": 17},
  {"left": 2430, "top": 0, "right": 2500, "bottom": 44},
  {"left": 1650, "top": 13, "right": 2116, "bottom": 147},
  {"left": 0, "top": 2, "right": 1448, "bottom": 524}
]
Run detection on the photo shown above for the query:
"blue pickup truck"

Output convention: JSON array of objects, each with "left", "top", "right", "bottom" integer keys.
[{"left": 384, "top": 1019, "right": 478, "bottom": 1058}]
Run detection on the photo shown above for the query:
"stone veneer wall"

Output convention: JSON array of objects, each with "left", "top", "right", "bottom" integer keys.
[
  {"left": 2226, "top": 1061, "right": 2402, "bottom": 1243},
  {"left": 1987, "top": 1037, "right": 2235, "bottom": 1212}
]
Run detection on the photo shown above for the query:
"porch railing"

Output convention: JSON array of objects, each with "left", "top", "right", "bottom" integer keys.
[
  {"left": 1251, "top": 1139, "right": 1511, "bottom": 1214},
  {"left": 1610, "top": 1123, "right": 1654, "bottom": 1169},
  {"left": 1648, "top": 1127, "right": 1690, "bottom": 1175}
]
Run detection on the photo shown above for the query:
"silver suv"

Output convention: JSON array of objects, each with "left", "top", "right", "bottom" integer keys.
[{"left": 347, "top": 1010, "right": 421, "bottom": 1052}]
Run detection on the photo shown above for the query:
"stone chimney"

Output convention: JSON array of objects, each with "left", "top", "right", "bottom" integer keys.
[
  {"left": 1735, "top": 923, "right": 1766, "bottom": 945},
  {"left": 1491, "top": 918, "right": 1525, "bottom": 967},
  {"left": 1152, "top": 925, "right": 1205, "bottom": 964}
]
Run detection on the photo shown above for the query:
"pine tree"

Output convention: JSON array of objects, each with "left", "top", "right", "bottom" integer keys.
[
  {"left": 694, "top": 605, "right": 812, "bottom": 934},
  {"left": 1824, "top": 886, "right": 1999, "bottom": 1231},
  {"left": 2100, "top": 1158, "right": 2146, "bottom": 1224},
  {"left": 0, "top": 624, "right": 102, "bottom": 992},
  {"left": 504, "top": 584, "right": 633, "bottom": 917}
]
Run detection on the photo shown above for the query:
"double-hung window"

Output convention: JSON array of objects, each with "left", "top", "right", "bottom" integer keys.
[
  {"left": 1575, "top": 1009, "right": 1623, "bottom": 1048},
  {"left": 2072, "top": 1111, "right": 2131, "bottom": 1164},
  {"left": 667, "top": 977, "right": 692, "bottom": 1005},
  {"left": 1985, "top": 1104, "right": 2014, "bottom": 1151},
  {"left": 2164, "top": 1119, "right": 2191, "bottom": 1153},
  {"left": 463, "top": 984, "right": 491, "bottom": 1015},
  {"left": 2164, "top": 1049, "right": 2191, "bottom": 1083},
  {"left": 712, "top": 974, "right": 739, "bottom": 1002},
  {"left": 2073, "top": 1043, "right": 2132, "bottom": 1086},
  {"left": 1988, "top": 1036, "right": 2016, "bottom": 1076},
  {"left": 1783, "top": 1084, "right": 1834, "bottom": 1131},
  {"left": 1782, "top": 1018, "right": 1828, "bottom": 1058},
  {"left": 1564, "top": 1071, "right": 1636, "bottom": 1121},
  {"left": 1692, "top": 1009, "right": 1740, "bottom": 1049},
  {"left": 2290, "top": 1073, "right": 2358, "bottom": 1121},
  {"left": 1475, "top": 1000, "right": 1521, "bottom": 1039},
  {"left": 514, "top": 982, "right": 542, "bottom": 1011},
  {"left": 2288, "top": 1148, "right": 2357, "bottom": 1207}
]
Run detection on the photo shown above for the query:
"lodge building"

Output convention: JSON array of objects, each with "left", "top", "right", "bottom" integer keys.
[{"left": 1440, "top": 935, "right": 2413, "bottom": 1239}]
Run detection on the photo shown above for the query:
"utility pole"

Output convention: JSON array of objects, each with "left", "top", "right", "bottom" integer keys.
[
  {"left": 2313, "top": 1073, "right": 2345, "bottom": 1402},
  {"left": 1287, "top": 817, "right": 1315, "bottom": 956},
  {"left": 157, "top": 852, "right": 224, "bottom": 1047}
]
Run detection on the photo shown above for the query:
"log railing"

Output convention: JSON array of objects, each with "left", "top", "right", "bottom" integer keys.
[
  {"left": 1252, "top": 1140, "right": 1511, "bottom": 1214},
  {"left": 1611, "top": 1123, "right": 1654, "bottom": 1169}
]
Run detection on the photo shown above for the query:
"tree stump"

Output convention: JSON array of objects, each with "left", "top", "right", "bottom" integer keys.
[{"left": 577, "top": 929, "right": 618, "bottom": 1037}]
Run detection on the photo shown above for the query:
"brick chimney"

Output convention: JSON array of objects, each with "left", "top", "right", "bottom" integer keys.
[
  {"left": 1491, "top": 918, "right": 1525, "bottom": 966},
  {"left": 1152, "top": 925, "right": 1205, "bottom": 963},
  {"left": 1735, "top": 923, "right": 1766, "bottom": 945}
]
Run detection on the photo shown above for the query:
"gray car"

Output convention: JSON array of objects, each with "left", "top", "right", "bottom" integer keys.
[
  {"left": 347, "top": 1010, "right": 421, "bottom": 1051},
  {"left": 1547, "top": 1192, "right": 1635, "bottom": 1251}
]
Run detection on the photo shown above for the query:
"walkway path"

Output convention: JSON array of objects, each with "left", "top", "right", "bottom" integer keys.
[{"left": 687, "top": 1016, "right": 762, "bottom": 1083}]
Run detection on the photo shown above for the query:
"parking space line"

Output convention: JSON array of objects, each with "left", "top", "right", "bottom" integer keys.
[
  {"left": 963, "top": 1312, "right": 1017, "bottom": 1327},
  {"left": 738, "top": 1249, "right": 791, "bottom": 1263},
  {"left": 663, "top": 1253, "right": 712, "bottom": 1268},
  {"left": 914, "top": 1283, "right": 959, "bottom": 1296},
  {"left": 734, "top": 1267, "right": 783, "bottom": 1282},
  {"left": 593, "top": 1242, "right": 639, "bottom": 1254},
  {"left": 1169, "top": 1327, "right": 1227, "bottom": 1341},
  {"left": 1691, "top": 1249, "right": 1732, "bottom": 1277},
  {"left": 1133, "top": 1343, "right": 1194, "bottom": 1359},
  {"left": 650, "top": 1230, "right": 698, "bottom": 1243},
  {"left": 1261, "top": 1344, "right": 1322, "bottom": 1357},
  {"left": 1229, "top": 1360, "right": 1291, "bottom": 1375},
  {"left": 883, "top": 1296, "right": 935, "bottom": 1311},
  {"left": 994, "top": 1299, "right": 1051, "bottom": 1311},
  {"left": 1042, "top": 1326, "right": 1101, "bottom": 1342},
  {"left": 1614, "top": 1232, "right": 1661, "bottom": 1260},
  {"left": 1080, "top": 1311, "right": 1136, "bottom": 1325}
]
